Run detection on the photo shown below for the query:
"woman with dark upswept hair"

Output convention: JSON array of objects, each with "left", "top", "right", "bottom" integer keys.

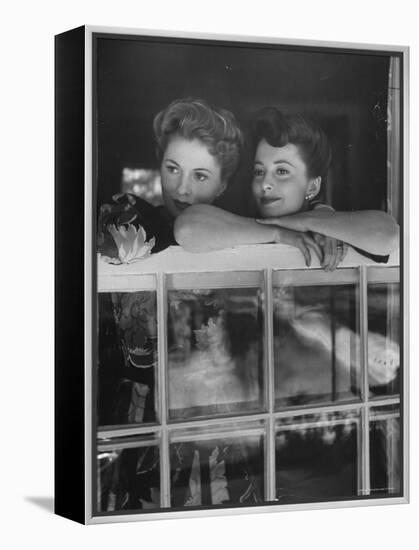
[{"left": 175, "top": 105, "right": 399, "bottom": 269}]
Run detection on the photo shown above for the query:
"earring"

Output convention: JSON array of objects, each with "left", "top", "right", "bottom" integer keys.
[{"left": 305, "top": 193, "right": 312, "bottom": 201}]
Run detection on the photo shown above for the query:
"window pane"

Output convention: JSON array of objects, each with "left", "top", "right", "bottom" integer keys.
[
  {"left": 273, "top": 284, "right": 361, "bottom": 407},
  {"left": 170, "top": 434, "right": 264, "bottom": 507},
  {"left": 97, "top": 439, "right": 160, "bottom": 513},
  {"left": 98, "top": 292, "right": 158, "bottom": 426},
  {"left": 368, "top": 283, "right": 400, "bottom": 397},
  {"left": 369, "top": 405, "right": 401, "bottom": 495},
  {"left": 167, "top": 287, "right": 264, "bottom": 419},
  {"left": 276, "top": 411, "right": 359, "bottom": 502}
]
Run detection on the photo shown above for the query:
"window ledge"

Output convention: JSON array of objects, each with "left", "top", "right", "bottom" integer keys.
[{"left": 97, "top": 244, "right": 399, "bottom": 292}]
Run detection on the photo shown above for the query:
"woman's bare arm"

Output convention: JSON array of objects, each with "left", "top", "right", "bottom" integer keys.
[
  {"left": 257, "top": 210, "right": 399, "bottom": 256},
  {"left": 174, "top": 204, "right": 323, "bottom": 264},
  {"left": 174, "top": 204, "right": 279, "bottom": 252}
]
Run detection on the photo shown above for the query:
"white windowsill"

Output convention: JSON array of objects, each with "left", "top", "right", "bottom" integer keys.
[{"left": 97, "top": 244, "right": 399, "bottom": 292}]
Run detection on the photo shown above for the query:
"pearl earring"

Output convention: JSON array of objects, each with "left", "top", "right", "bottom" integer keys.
[{"left": 305, "top": 193, "right": 312, "bottom": 201}]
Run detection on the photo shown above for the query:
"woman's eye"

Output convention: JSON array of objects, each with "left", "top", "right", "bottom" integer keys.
[
  {"left": 194, "top": 172, "right": 208, "bottom": 182},
  {"left": 276, "top": 167, "right": 289, "bottom": 176},
  {"left": 253, "top": 168, "right": 265, "bottom": 178},
  {"left": 166, "top": 165, "right": 179, "bottom": 175}
]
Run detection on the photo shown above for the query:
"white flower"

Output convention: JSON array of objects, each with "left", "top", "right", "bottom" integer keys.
[{"left": 108, "top": 223, "right": 155, "bottom": 263}]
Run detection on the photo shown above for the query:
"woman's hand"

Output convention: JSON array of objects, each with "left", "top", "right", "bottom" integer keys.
[
  {"left": 258, "top": 218, "right": 348, "bottom": 270},
  {"left": 257, "top": 210, "right": 399, "bottom": 257},
  {"left": 274, "top": 227, "right": 323, "bottom": 267},
  {"left": 312, "top": 233, "right": 348, "bottom": 271}
]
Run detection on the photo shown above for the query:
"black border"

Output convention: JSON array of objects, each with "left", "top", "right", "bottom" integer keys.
[
  {"left": 89, "top": 30, "right": 405, "bottom": 521},
  {"left": 55, "top": 25, "right": 86, "bottom": 524}
]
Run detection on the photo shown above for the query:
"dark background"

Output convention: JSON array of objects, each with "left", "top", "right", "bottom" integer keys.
[{"left": 95, "top": 35, "right": 391, "bottom": 216}]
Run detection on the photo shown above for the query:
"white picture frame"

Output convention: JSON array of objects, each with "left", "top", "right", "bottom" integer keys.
[{"left": 55, "top": 25, "right": 409, "bottom": 525}]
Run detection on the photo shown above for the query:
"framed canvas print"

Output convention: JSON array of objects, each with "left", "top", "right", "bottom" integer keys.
[{"left": 55, "top": 25, "right": 409, "bottom": 524}]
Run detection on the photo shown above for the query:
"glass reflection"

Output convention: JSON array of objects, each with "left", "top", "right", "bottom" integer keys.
[
  {"left": 98, "top": 292, "right": 157, "bottom": 426},
  {"left": 273, "top": 284, "right": 360, "bottom": 407},
  {"left": 97, "top": 443, "right": 160, "bottom": 512},
  {"left": 276, "top": 411, "right": 359, "bottom": 502},
  {"left": 170, "top": 435, "right": 264, "bottom": 507},
  {"left": 167, "top": 288, "right": 264, "bottom": 419},
  {"left": 368, "top": 283, "right": 400, "bottom": 397},
  {"left": 369, "top": 406, "right": 401, "bottom": 495}
]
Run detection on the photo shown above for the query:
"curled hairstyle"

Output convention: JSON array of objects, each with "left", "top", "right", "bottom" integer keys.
[
  {"left": 252, "top": 106, "right": 332, "bottom": 182},
  {"left": 153, "top": 98, "right": 243, "bottom": 182}
]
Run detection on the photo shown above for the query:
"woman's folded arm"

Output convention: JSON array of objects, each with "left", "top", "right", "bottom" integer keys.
[
  {"left": 256, "top": 210, "right": 399, "bottom": 256},
  {"left": 174, "top": 204, "right": 279, "bottom": 252}
]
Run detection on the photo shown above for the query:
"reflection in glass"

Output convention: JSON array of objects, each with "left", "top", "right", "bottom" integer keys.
[
  {"left": 170, "top": 434, "right": 264, "bottom": 507},
  {"left": 275, "top": 411, "right": 359, "bottom": 502},
  {"left": 368, "top": 283, "right": 400, "bottom": 397},
  {"left": 98, "top": 292, "right": 157, "bottom": 426},
  {"left": 121, "top": 167, "right": 162, "bottom": 206},
  {"left": 167, "top": 288, "right": 264, "bottom": 419},
  {"left": 273, "top": 284, "right": 360, "bottom": 407},
  {"left": 370, "top": 406, "right": 401, "bottom": 495},
  {"left": 97, "top": 442, "right": 160, "bottom": 512}
]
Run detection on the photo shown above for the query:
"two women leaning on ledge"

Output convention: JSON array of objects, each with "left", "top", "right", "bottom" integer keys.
[{"left": 98, "top": 98, "right": 399, "bottom": 271}]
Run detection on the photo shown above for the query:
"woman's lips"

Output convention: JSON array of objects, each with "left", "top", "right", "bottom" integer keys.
[
  {"left": 260, "top": 197, "right": 282, "bottom": 206},
  {"left": 174, "top": 200, "right": 192, "bottom": 211}
]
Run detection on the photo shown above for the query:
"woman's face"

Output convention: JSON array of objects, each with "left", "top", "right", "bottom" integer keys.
[
  {"left": 160, "top": 136, "right": 226, "bottom": 218},
  {"left": 252, "top": 139, "right": 319, "bottom": 218}
]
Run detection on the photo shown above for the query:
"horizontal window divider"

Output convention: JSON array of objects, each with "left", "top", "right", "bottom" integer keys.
[
  {"left": 170, "top": 428, "right": 266, "bottom": 444},
  {"left": 273, "top": 397, "right": 400, "bottom": 419},
  {"left": 98, "top": 271, "right": 157, "bottom": 293},
  {"left": 273, "top": 399, "right": 363, "bottom": 417},
  {"left": 98, "top": 437, "right": 159, "bottom": 451},
  {"left": 276, "top": 417, "right": 361, "bottom": 433},
  {"left": 368, "top": 395, "right": 400, "bottom": 407},
  {"left": 96, "top": 397, "right": 400, "bottom": 443},
  {"left": 273, "top": 267, "right": 359, "bottom": 287},
  {"left": 166, "top": 413, "right": 269, "bottom": 430},
  {"left": 367, "top": 266, "right": 400, "bottom": 283},
  {"left": 369, "top": 411, "right": 400, "bottom": 422},
  {"left": 98, "top": 285, "right": 157, "bottom": 293},
  {"left": 98, "top": 424, "right": 162, "bottom": 440},
  {"left": 97, "top": 411, "right": 399, "bottom": 450},
  {"left": 166, "top": 270, "right": 264, "bottom": 290}
]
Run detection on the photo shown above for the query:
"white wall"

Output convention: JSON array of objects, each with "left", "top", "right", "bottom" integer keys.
[{"left": 2, "top": 1, "right": 417, "bottom": 548}]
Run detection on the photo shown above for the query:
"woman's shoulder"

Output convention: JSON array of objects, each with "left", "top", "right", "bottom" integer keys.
[{"left": 309, "top": 200, "right": 335, "bottom": 212}]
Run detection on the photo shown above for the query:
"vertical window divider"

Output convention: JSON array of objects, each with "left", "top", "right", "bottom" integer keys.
[
  {"left": 387, "top": 417, "right": 396, "bottom": 493},
  {"left": 387, "top": 282, "right": 397, "bottom": 357},
  {"left": 157, "top": 272, "right": 170, "bottom": 507},
  {"left": 264, "top": 268, "right": 276, "bottom": 501},
  {"left": 359, "top": 265, "right": 371, "bottom": 495}
]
